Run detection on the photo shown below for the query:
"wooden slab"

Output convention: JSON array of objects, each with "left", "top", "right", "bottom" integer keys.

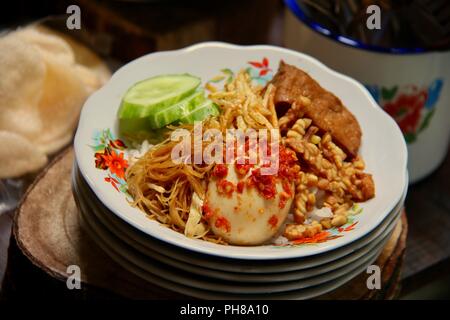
[
  {"left": 9, "top": 148, "right": 407, "bottom": 299},
  {"left": 13, "top": 148, "right": 185, "bottom": 299}
]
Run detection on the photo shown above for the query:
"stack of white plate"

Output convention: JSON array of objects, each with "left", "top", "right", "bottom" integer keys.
[{"left": 72, "top": 43, "right": 408, "bottom": 299}]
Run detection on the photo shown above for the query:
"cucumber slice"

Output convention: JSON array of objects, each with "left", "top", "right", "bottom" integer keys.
[
  {"left": 118, "top": 74, "right": 201, "bottom": 119},
  {"left": 119, "top": 126, "right": 170, "bottom": 145},
  {"left": 119, "top": 117, "right": 153, "bottom": 137},
  {"left": 148, "top": 90, "right": 205, "bottom": 129},
  {"left": 178, "top": 101, "right": 220, "bottom": 124}
]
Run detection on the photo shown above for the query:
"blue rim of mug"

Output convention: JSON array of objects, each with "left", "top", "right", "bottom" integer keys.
[{"left": 284, "top": 0, "right": 429, "bottom": 55}]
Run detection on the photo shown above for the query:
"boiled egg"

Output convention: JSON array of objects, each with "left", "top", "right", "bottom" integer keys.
[{"left": 205, "top": 163, "right": 293, "bottom": 245}]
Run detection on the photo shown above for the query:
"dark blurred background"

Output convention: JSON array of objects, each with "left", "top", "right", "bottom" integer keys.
[{"left": 0, "top": 0, "right": 284, "bottom": 63}]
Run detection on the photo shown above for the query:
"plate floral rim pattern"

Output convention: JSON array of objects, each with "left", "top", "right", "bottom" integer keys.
[
  {"left": 91, "top": 128, "right": 129, "bottom": 195},
  {"left": 274, "top": 205, "right": 362, "bottom": 247}
]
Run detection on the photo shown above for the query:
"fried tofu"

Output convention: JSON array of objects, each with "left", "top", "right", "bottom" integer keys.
[{"left": 270, "top": 61, "right": 362, "bottom": 157}]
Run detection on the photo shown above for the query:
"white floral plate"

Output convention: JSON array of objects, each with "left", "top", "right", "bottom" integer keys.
[
  {"left": 73, "top": 166, "right": 402, "bottom": 283},
  {"left": 73, "top": 163, "right": 406, "bottom": 276},
  {"left": 73, "top": 172, "right": 397, "bottom": 290},
  {"left": 75, "top": 180, "right": 392, "bottom": 296},
  {"left": 74, "top": 42, "right": 408, "bottom": 260},
  {"left": 78, "top": 204, "right": 384, "bottom": 299}
]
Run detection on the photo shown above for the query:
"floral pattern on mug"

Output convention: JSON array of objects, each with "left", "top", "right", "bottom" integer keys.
[{"left": 366, "top": 79, "right": 443, "bottom": 143}]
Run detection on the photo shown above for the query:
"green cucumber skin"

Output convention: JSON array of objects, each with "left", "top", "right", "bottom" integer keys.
[
  {"left": 147, "top": 90, "right": 206, "bottom": 129},
  {"left": 117, "top": 73, "right": 221, "bottom": 134},
  {"left": 119, "top": 117, "right": 149, "bottom": 134},
  {"left": 178, "top": 102, "right": 220, "bottom": 124},
  {"left": 119, "top": 125, "right": 169, "bottom": 145},
  {"left": 117, "top": 74, "right": 201, "bottom": 119}
]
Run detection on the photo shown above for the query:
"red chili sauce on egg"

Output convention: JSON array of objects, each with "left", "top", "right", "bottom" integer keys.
[
  {"left": 215, "top": 216, "right": 231, "bottom": 233},
  {"left": 217, "top": 179, "right": 235, "bottom": 197},
  {"left": 246, "top": 145, "right": 299, "bottom": 205},
  {"left": 212, "top": 163, "right": 228, "bottom": 178},
  {"left": 207, "top": 145, "right": 299, "bottom": 216},
  {"left": 202, "top": 202, "right": 214, "bottom": 220},
  {"left": 268, "top": 215, "right": 279, "bottom": 229}
]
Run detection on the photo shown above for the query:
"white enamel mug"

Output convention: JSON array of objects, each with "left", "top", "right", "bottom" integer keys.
[{"left": 284, "top": 2, "right": 450, "bottom": 183}]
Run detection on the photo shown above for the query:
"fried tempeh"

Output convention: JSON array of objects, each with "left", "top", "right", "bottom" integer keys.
[{"left": 270, "top": 61, "right": 362, "bottom": 157}]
